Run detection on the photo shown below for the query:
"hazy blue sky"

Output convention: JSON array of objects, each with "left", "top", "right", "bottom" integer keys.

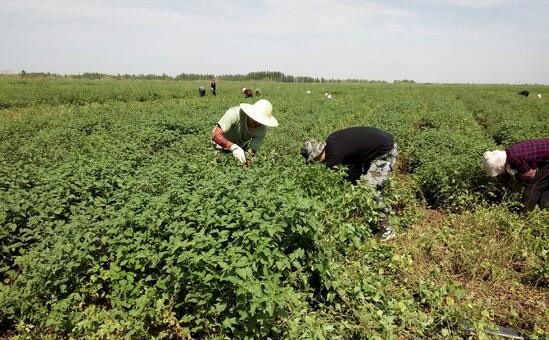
[{"left": 1, "top": 0, "right": 549, "bottom": 83}]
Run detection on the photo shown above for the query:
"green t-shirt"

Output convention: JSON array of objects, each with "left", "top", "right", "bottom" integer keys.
[{"left": 217, "top": 106, "right": 267, "bottom": 150}]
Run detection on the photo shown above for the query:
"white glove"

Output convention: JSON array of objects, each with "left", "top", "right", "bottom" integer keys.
[{"left": 230, "top": 144, "right": 246, "bottom": 164}]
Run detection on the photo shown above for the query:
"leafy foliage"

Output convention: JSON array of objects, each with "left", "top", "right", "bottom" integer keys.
[{"left": 0, "top": 79, "right": 547, "bottom": 338}]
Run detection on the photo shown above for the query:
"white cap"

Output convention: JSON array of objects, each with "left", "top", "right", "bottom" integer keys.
[{"left": 482, "top": 150, "right": 507, "bottom": 177}]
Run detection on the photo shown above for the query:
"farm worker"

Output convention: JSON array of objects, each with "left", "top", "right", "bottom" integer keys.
[
  {"left": 198, "top": 86, "right": 206, "bottom": 97},
  {"left": 483, "top": 138, "right": 549, "bottom": 211},
  {"left": 242, "top": 88, "right": 253, "bottom": 98},
  {"left": 210, "top": 79, "right": 217, "bottom": 95},
  {"left": 211, "top": 99, "right": 278, "bottom": 165},
  {"left": 300, "top": 127, "right": 398, "bottom": 241}
]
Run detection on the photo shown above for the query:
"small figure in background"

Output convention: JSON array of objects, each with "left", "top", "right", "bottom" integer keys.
[
  {"left": 243, "top": 88, "right": 253, "bottom": 98},
  {"left": 210, "top": 79, "right": 217, "bottom": 95},
  {"left": 199, "top": 86, "right": 206, "bottom": 97},
  {"left": 537, "top": 93, "right": 542, "bottom": 99},
  {"left": 517, "top": 90, "right": 529, "bottom": 97},
  {"left": 255, "top": 88, "right": 262, "bottom": 96}
]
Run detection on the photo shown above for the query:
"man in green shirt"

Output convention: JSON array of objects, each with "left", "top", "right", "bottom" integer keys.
[{"left": 211, "top": 99, "right": 278, "bottom": 165}]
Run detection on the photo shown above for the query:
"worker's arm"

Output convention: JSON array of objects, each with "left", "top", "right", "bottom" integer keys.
[
  {"left": 211, "top": 124, "right": 234, "bottom": 150},
  {"left": 211, "top": 124, "right": 246, "bottom": 164}
]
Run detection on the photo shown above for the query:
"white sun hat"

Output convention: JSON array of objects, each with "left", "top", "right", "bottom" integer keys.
[
  {"left": 240, "top": 99, "right": 278, "bottom": 127},
  {"left": 482, "top": 150, "right": 507, "bottom": 177}
]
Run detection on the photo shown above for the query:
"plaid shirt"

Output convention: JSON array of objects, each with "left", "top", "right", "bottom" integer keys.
[{"left": 505, "top": 138, "right": 549, "bottom": 174}]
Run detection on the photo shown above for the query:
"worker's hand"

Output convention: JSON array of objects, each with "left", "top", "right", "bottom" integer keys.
[
  {"left": 230, "top": 144, "right": 246, "bottom": 164},
  {"left": 523, "top": 168, "right": 537, "bottom": 178}
]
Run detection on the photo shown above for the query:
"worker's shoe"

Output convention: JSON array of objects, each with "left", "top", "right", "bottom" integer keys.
[{"left": 378, "top": 226, "right": 396, "bottom": 242}]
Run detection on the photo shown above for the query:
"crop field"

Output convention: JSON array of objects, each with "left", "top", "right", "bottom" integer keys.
[{"left": 0, "top": 78, "right": 547, "bottom": 338}]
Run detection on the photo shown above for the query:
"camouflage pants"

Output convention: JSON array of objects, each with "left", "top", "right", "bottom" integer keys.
[
  {"left": 364, "top": 144, "right": 398, "bottom": 188},
  {"left": 362, "top": 144, "right": 398, "bottom": 226}
]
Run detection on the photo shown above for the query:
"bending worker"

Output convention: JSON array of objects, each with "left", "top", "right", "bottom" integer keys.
[
  {"left": 300, "top": 127, "right": 398, "bottom": 241},
  {"left": 211, "top": 99, "right": 278, "bottom": 165},
  {"left": 483, "top": 138, "right": 549, "bottom": 211}
]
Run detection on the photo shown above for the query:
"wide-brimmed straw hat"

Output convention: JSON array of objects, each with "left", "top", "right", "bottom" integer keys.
[
  {"left": 240, "top": 99, "right": 278, "bottom": 127},
  {"left": 482, "top": 150, "right": 507, "bottom": 177}
]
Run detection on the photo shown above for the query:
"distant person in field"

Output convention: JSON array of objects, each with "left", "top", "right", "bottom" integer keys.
[
  {"left": 199, "top": 86, "right": 206, "bottom": 97},
  {"left": 242, "top": 88, "right": 253, "bottom": 98},
  {"left": 211, "top": 99, "right": 278, "bottom": 165},
  {"left": 300, "top": 127, "right": 398, "bottom": 241},
  {"left": 483, "top": 138, "right": 549, "bottom": 211},
  {"left": 210, "top": 79, "right": 217, "bottom": 95}
]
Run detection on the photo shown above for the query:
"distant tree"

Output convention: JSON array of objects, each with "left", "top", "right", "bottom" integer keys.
[
  {"left": 393, "top": 79, "right": 416, "bottom": 84},
  {"left": 174, "top": 73, "right": 213, "bottom": 80}
]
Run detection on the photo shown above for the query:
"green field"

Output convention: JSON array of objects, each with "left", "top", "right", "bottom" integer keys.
[{"left": 0, "top": 78, "right": 547, "bottom": 338}]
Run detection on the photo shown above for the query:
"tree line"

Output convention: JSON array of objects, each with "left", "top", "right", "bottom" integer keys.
[{"left": 11, "top": 70, "right": 395, "bottom": 83}]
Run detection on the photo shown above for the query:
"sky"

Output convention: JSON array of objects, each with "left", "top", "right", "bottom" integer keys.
[{"left": 1, "top": 0, "right": 549, "bottom": 84}]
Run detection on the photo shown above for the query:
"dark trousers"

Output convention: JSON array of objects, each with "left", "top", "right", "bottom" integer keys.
[{"left": 522, "top": 163, "right": 549, "bottom": 211}]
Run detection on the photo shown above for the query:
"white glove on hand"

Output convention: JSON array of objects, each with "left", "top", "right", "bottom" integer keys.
[{"left": 230, "top": 144, "right": 246, "bottom": 164}]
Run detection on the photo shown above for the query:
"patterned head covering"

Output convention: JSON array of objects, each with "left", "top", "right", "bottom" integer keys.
[{"left": 301, "top": 139, "right": 326, "bottom": 164}]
